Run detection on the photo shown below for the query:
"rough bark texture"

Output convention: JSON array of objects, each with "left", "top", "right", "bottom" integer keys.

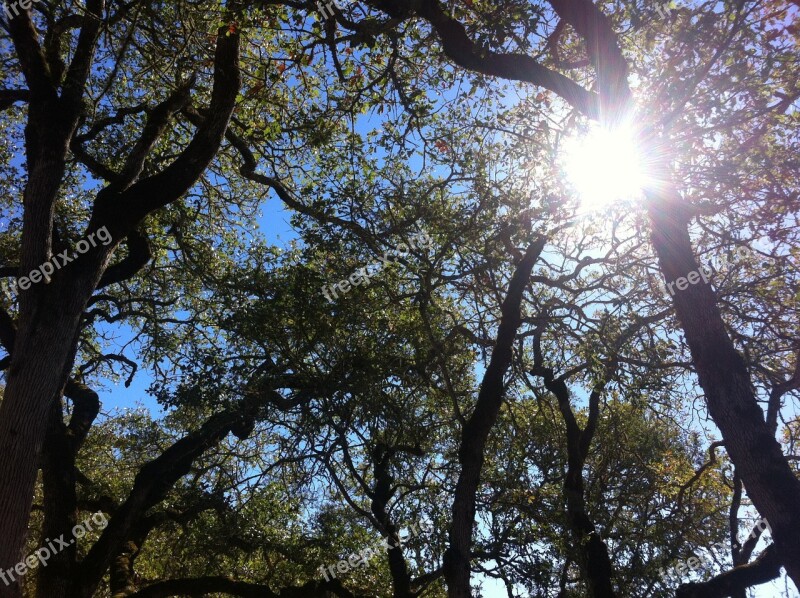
[
  {"left": 443, "top": 239, "right": 545, "bottom": 598},
  {"left": 37, "top": 401, "right": 79, "bottom": 598},
  {"left": 0, "top": 1, "right": 106, "bottom": 574},
  {"left": 647, "top": 189, "right": 800, "bottom": 587},
  {"left": 35, "top": 380, "right": 101, "bottom": 598},
  {"left": 0, "top": 13, "right": 241, "bottom": 595},
  {"left": 109, "top": 537, "right": 146, "bottom": 598}
]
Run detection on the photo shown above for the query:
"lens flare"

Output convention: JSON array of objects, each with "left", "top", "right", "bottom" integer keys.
[{"left": 561, "top": 123, "right": 647, "bottom": 212}]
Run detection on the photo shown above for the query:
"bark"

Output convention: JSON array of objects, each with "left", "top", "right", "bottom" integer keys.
[
  {"left": 0, "top": 298, "right": 93, "bottom": 597},
  {"left": 109, "top": 540, "right": 140, "bottom": 598},
  {"left": 0, "top": 18, "right": 240, "bottom": 594},
  {"left": 36, "top": 380, "right": 101, "bottom": 598},
  {"left": 443, "top": 239, "right": 546, "bottom": 598},
  {"left": 646, "top": 188, "right": 800, "bottom": 587},
  {"left": 37, "top": 401, "right": 79, "bottom": 598},
  {"left": 0, "top": 0, "right": 106, "bottom": 585},
  {"left": 369, "top": 446, "right": 414, "bottom": 598}
]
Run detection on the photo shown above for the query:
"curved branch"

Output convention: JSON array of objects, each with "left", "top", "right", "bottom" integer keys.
[
  {"left": 96, "top": 229, "right": 152, "bottom": 289},
  {"left": 112, "top": 78, "right": 196, "bottom": 192},
  {"left": 368, "top": 0, "right": 599, "bottom": 118},
  {"left": 93, "top": 25, "right": 241, "bottom": 237},
  {"left": 675, "top": 544, "right": 782, "bottom": 598},
  {"left": 676, "top": 440, "right": 725, "bottom": 511},
  {"left": 76, "top": 408, "right": 255, "bottom": 596},
  {"left": 546, "top": 0, "right": 632, "bottom": 114},
  {"left": 444, "top": 238, "right": 546, "bottom": 596},
  {"left": 64, "top": 379, "right": 101, "bottom": 453}
]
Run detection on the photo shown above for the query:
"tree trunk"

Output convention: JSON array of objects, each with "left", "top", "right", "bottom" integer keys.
[
  {"left": 444, "top": 239, "right": 545, "bottom": 598},
  {"left": 0, "top": 22, "right": 239, "bottom": 592},
  {"left": 0, "top": 298, "right": 89, "bottom": 598},
  {"left": 36, "top": 400, "right": 79, "bottom": 598},
  {"left": 564, "top": 472, "right": 616, "bottom": 598},
  {"left": 538, "top": 363, "right": 617, "bottom": 597},
  {"left": 646, "top": 188, "right": 800, "bottom": 589}
]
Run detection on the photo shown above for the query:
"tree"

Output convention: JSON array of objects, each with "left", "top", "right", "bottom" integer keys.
[
  {"left": 331, "top": 0, "right": 800, "bottom": 592},
  {"left": 1, "top": 0, "right": 798, "bottom": 597}
]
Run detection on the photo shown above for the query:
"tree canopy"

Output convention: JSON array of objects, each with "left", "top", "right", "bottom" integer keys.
[{"left": 0, "top": 0, "right": 798, "bottom": 597}]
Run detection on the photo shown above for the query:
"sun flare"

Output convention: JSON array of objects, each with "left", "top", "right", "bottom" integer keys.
[{"left": 561, "top": 124, "right": 647, "bottom": 212}]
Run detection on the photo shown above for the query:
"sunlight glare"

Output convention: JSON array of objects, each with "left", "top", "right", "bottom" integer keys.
[{"left": 561, "top": 124, "right": 647, "bottom": 212}]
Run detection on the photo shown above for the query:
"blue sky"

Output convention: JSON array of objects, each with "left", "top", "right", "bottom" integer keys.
[{"left": 92, "top": 194, "right": 798, "bottom": 597}]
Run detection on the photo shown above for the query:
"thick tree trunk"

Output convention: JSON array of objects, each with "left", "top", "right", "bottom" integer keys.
[
  {"left": 0, "top": 21, "right": 239, "bottom": 594},
  {"left": 0, "top": 300, "right": 88, "bottom": 598},
  {"left": 646, "top": 189, "right": 800, "bottom": 589}
]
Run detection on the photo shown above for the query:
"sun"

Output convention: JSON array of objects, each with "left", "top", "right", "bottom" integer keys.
[{"left": 561, "top": 123, "right": 647, "bottom": 212}]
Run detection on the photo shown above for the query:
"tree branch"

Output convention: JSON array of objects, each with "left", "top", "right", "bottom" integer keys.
[
  {"left": 0, "top": 88, "right": 30, "bottom": 110},
  {"left": 444, "top": 238, "right": 546, "bottom": 595},
  {"left": 675, "top": 544, "right": 782, "bottom": 598},
  {"left": 93, "top": 25, "right": 241, "bottom": 237},
  {"left": 112, "top": 78, "right": 196, "bottom": 192},
  {"left": 367, "top": 0, "right": 599, "bottom": 118},
  {"left": 60, "top": 0, "right": 105, "bottom": 112},
  {"left": 546, "top": 0, "right": 632, "bottom": 115},
  {"left": 4, "top": 0, "right": 57, "bottom": 101},
  {"left": 96, "top": 229, "right": 152, "bottom": 289},
  {"left": 63, "top": 379, "right": 101, "bottom": 453},
  {"left": 76, "top": 408, "right": 254, "bottom": 596}
]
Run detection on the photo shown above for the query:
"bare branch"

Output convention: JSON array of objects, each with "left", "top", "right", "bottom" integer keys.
[{"left": 96, "top": 229, "right": 152, "bottom": 289}]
